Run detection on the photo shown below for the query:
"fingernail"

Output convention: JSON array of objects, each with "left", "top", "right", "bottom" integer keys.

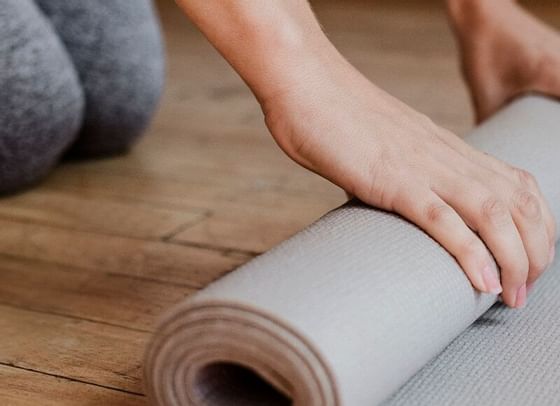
[
  {"left": 550, "top": 245, "right": 556, "bottom": 266},
  {"left": 482, "top": 265, "right": 502, "bottom": 295},
  {"left": 515, "top": 284, "right": 527, "bottom": 309}
]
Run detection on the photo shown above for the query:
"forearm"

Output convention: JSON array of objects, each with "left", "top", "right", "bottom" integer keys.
[{"left": 174, "top": 0, "right": 344, "bottom": 103}]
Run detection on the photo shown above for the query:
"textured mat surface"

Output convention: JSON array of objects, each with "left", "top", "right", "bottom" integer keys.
[
  {"left": 385, "top": 244, "right": 560, "bottom": 406},
  {"left": 145, "top": 96, "right": 560, "bottom": 406}
]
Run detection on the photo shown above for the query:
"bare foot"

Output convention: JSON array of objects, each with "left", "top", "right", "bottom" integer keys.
[{"left": 447, "top": 0, "right": 560, "bottom": 122}]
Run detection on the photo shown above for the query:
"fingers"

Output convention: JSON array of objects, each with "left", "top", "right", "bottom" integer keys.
[
  {"left": 512, "top": 168, "right": 557, "bottom": 254},
  {"left": 460, "top": 193, "right": 528, "bottom": 307},
  {"left": 392, "top": 187, "right": 502, "bottom": 295},
  {"left": 438, "top": 174, "right": 553, "bottom": 308},
  {"left": 435, "top": 140, "right": 557, "bottom": 255},
  {"left": 510, "top": 189, "right": 551, "bottom": 285},
  {"left": 356, "top": 123, "right": 554, "bottom": 309},
  {"left": 475, "top": 163, "right": 556, "bottom": 278},
  {"left": 472, "top": 157, "right": 557, "bottom": 253}
]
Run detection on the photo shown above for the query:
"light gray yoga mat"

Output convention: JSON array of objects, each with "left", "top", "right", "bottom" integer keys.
[
  {"left": 385, "top": 244, "right": 560, "bottom": 406},
  {"left": 144, "top": 96, "right": 560, "bottom": 406}
]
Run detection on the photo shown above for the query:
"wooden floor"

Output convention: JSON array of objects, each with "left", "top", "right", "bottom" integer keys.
[{"left": 1, "top": 1, "right": 558, "bottom": 405}]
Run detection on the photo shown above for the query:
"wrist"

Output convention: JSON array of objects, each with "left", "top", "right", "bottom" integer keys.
[{"left": 238, "top": 19, "right": 346, "bottom": 105}]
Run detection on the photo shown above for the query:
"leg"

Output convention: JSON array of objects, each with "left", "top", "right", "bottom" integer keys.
[
  {"left": 0, "top": 0, "right": 84, "bottom": 194},
  {"left": 35, "top": 0, "right": 166, "bottom": 158},
  {"left": 447, "top": 0, "right": 560, "bottom": 122}
]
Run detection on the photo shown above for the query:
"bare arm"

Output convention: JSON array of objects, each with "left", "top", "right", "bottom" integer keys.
[
  {"left": 175, "top": 0, "right": 556, "bottom": 308},
  {"left": 174, "top": 0, "right": 333, "bottom": 102}
]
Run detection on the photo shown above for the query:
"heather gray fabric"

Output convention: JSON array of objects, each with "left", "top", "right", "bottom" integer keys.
[
  {"left": 35, "top": 0, "right": 165, "bottom": 157},
  {"left": 0, "top": 0, "right": 84, "bottom": 194},
  {"left": 145, "top": 96, "right": 560, "bottom": 406},
  {"left": 0, "top": 0, "right": 164, "bottom": 193}
]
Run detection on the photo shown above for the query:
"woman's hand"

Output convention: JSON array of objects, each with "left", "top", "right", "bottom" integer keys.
[
  {"left": 261, "top": 50, "right": 556, "bottom": 308},
  {"left": 175, "top": 0, "right": 556, "bottom": 308}
]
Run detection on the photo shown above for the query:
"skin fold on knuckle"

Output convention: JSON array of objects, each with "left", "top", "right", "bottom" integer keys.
[
  {"left": 512, "top": 189, "right": 542, "bottom": 221},
  {"left": 424, "top": 201, "right": 450, "bottom": 224},
  {"left": 480, "top": 197, "right": 510, "bottom": 228},
  {"left": 458, "top": 236, "right": 486, "bottom": 266},
  {"left": 513, "top": 167, "right": 539, "bottom": 191}
]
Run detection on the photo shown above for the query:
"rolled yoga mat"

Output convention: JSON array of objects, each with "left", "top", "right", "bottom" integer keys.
[{"left": 144, "top": 96, "right": 560, "bottom": 406}]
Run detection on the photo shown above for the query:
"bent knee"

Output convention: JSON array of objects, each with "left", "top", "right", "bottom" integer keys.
[
  {"left": 36, "top": 0, "right": 165, "bottom": 158},
  {"left": 0, "top": 0, "right": 84, "bottom": 193},
  {"left": 0, "top": 89, "right": 83, "bottom": 193},
  {"left": 66, "top": 58, "right": 164, "bottom": 157}
]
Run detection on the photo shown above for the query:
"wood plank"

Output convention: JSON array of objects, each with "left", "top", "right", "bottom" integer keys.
[
  {"left": 42, "top": 170, "right": 345, "bottom": 252},
  {"left": 0, "top": 218, "right": 250, "bottom": 287},
  {"left": 0, "top": 305, "right": 147, "bottom": 393},
  {"left": 170, "top": 199, "right": 340, "bottom": 252},
  {"left": 0, "top": 256, "right": 194, "bottom": 332},
  {"left": 45, "top": 165, "right": 341, "bottom": 211},
  {"left": 0, "top": 365, "right": 145, "bottom": 406},
  {"left": 52, "top": 147, "right": 339, "bottom": 199},
  {"left": 171, "top": 212, "right": 312, "bottom": 253},
  {"left": 0, "top": 190, "right": 205, "bottom": 240}
]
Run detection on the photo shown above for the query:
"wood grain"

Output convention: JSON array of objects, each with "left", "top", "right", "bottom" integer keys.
[
  {"left": 0, "top": 305, "right": 146, "bottom": 393},
  {"left": 0, "top": 190, "right": 205, "bottom": 240},
  {"left": 1, "top": 0, "right": 558, "bottom": 404},
  {"left": 0, "top": 256, "right": 194, "bottom": 332},
  {"left": 0, "top": 366, "right": 146, "bottom": 406},
  {"left": 0, "top": 218, "right": 249, "bottom": 287}
]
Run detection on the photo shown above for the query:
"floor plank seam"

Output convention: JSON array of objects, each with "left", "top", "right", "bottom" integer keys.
[
  {"left": 48, "top": 185, "right": 215, "bottom": 213},
  {"left": 0, "top": 188, "right": 208, "bottom": 217},
  {"left": 0, "top": 213, "right": 190, "bottom": 244},
  {"left": 105, "top": 271, "right": 202, "bottom": 290},
  {"left": 0, "top": 215, "right": 255, "bottom": 256},
  {"left": 0, "top": 302, "right": 153, "bottom": 334},
  {"left": 160, "top": 209, "right": 213, "bottom": 241},
  {"left": 167, "top": 239, "right": 260, "bottom": 257},
  {"left": 0, "top": 252, "right": 198, "bottom": 289},
  {"left": 0, "top": 362, "right": 146, "bottom": 397},
  {"left": 0, "top": 252, "right": 204, "bottom": 290}
]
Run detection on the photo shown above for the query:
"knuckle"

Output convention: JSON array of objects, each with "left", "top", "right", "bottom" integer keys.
[
  {"left": 514, "top": 168, "right": 538, "bottom": 189},
  {"left": 481, "top": 197, "right": 510, "bottom": 225},
  {"left": 458, "top": 236, "right": 483, "bottom": 258},
  {"left": 513, "top": 190, "right": 541, "bottom": 220},
  {"left": 424, "top": 202, "right": 450, "bottom": 224}
]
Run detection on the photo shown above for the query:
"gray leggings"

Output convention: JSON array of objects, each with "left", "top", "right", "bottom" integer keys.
[{"left": 0, "top": 0, "right": 165, "bottom": 194}]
